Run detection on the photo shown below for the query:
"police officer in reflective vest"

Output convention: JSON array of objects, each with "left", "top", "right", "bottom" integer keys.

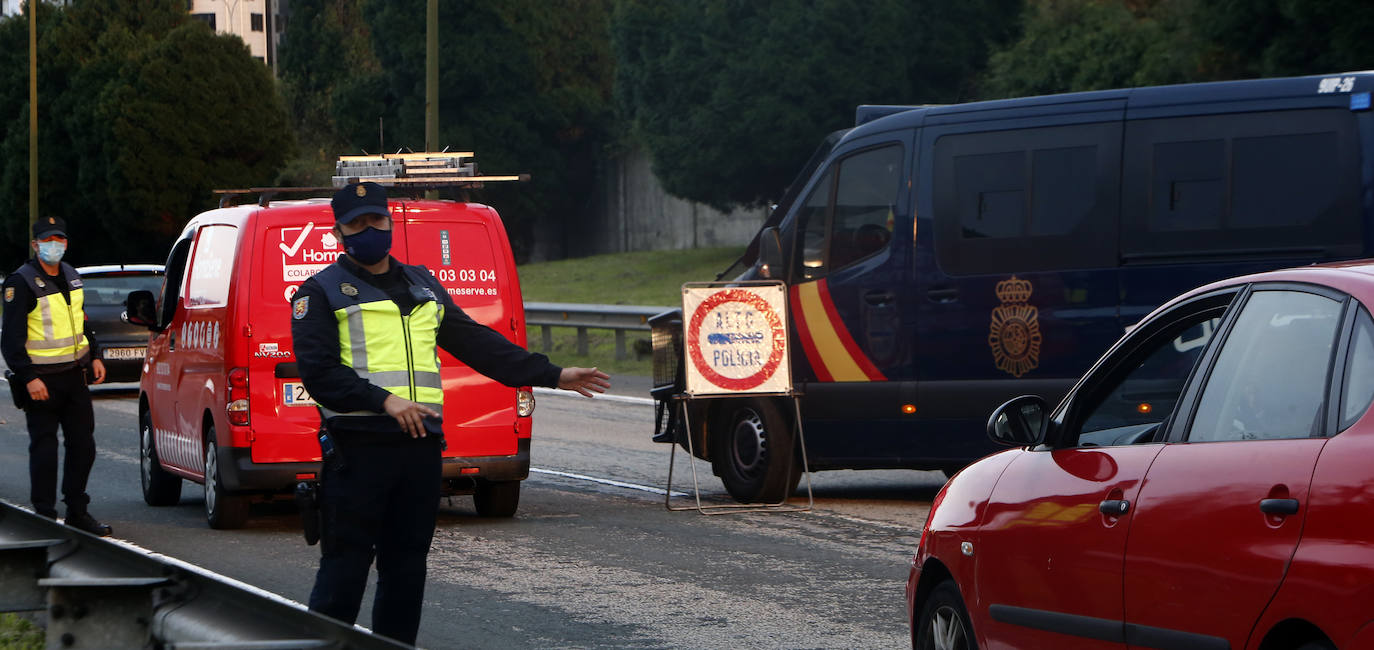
[
  {"left": 292, "top": 182, "right": 610, "bottom": 644},
  {"left": 0, "top": 216, "right": 111, "bottom": 536}
]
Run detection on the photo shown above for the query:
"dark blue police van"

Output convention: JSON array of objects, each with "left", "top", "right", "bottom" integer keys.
[{"left": 651, "top": 71, "right": 1374, "bottom": 503}]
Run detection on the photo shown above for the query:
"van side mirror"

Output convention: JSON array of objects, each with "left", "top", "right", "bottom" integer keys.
[
  {"left": 987, "top": 395, "right": 1048, "bottom": 447},
  {"left": 758, "top": 227, "right": 784, "bottom": 280},
  {"left": 124, "top": 290, "right": 159, "bottom": 330}
]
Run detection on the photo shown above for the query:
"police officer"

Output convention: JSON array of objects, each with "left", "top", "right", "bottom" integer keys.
[
  {"left": 1, "top": 216, "right": 112, "bottom": 536},
  {"left": 292, "top": 182, "right": 610, "bottom": 644}
]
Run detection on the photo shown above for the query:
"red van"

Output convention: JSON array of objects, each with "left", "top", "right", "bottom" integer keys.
[{"left": 127, "top": 193, "right": 535, "bottom": 529}]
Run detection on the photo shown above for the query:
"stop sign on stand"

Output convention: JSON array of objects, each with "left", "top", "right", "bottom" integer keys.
[{"left": 668, "top": 281, "right": 811, "bottom": 513}]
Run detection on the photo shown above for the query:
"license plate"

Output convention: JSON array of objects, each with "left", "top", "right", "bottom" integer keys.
[
  {"left": 282, "top": 382, "right": 316, "bottom": 406},
  {"left": 102, "top": 347, "right": 145, "bottom": 360}
]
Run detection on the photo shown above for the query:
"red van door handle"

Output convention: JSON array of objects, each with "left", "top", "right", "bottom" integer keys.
[{"left": 1259, "top": 498, "right": 1299, "bottom": 516}]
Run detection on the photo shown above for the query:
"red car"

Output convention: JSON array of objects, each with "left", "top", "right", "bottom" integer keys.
[{"left": 907, "top": 261, "right": 1374, "bottom": 650}]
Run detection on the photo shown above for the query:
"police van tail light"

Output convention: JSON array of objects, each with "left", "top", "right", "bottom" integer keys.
[
  {"left": 227, "top": 367, "right": 249, "bottom": 426},
  {"left": 517, "top": 389, "right": 535, "bottom": 417}
]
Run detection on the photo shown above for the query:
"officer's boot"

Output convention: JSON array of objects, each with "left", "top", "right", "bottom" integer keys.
[{"left": 66, "top": 508, "right": 112, "bottom": 537}]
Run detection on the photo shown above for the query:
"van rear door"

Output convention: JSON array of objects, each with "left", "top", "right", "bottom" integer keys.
[
  {"left": 246, "top": 205, "right": 345, "bottom": 464},
  {"left": 399, "top": 202, "right": 523, "bottom": 458}
]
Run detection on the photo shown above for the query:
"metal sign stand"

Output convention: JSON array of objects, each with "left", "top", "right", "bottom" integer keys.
[
  {"left": 663, "top": 391, "right": 814, "bottom": 515},
  {"left": 663, "top": 280, "right": 812, "bottom": 515}
]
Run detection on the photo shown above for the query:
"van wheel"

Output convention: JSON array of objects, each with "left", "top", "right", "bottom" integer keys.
[
  {"left": 474, "top": 480, "right": 520, "bottom": 517},
  {"left": 711, "top": 398, "right": 801, "bottom": 503},
  {"left": 914, "top": 580, "right": 976, "bottom": 650},
  {"left": 139, "top": 407, "right": 181, "bottom": 506},
  {"left": 204, "top": 426, "right": 249, "bottom": 529}
]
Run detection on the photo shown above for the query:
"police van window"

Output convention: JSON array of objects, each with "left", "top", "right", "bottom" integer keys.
[
  {"left": 932, "top": 121, "right": 1120, "bottom": 275},
  {"left": 1122, "top": 109, "right": 1360, "bottom": 261},
  {"left": 1340, "top": 307, "right": 1374, "bottom": 431},
  {"left": 794, "top": 168, "right": 834, "bottom": 281},
  {"left": 830, "top": 144, "right": 902, "bottom": 269},
  {"left": 1150, "top": 139, "right": 1225, "bottom": 232},
  {"left": 184, "top": 225, "right": 237, "bottom": 308},
  {"left": 1187, "top": 290, "right": 1342, "bottom": 442}
]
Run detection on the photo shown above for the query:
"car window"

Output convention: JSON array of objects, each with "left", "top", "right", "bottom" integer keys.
[
  {"left": 1340, "top": 306, "right": 1374, "bottom": 430},
  {"left": 185, "top": 225, "right": 238, "bottom": 309},
  {"left": 1074, "top": 314, "right": 1221, "bottom": 447},
  {"left": 80, "top": 274, "right": 164, "bottom": 306},
  {"left": 1187, "top": 290, "right": 1343, "bottom": 442}
]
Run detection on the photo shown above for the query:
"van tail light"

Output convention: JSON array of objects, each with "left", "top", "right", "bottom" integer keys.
[
  {"left": 517, "top": 389, "right": 535, "bottom": 417},
  {"left": 227, "top": 367, "right": 249, "bottom": 426}
]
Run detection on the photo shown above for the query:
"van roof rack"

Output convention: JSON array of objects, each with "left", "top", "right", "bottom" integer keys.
[{"left": 214, "top": 151, "right": 529, "bottom": 208}]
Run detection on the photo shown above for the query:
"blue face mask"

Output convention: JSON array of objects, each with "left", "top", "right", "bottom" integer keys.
[
  {"left": 36, "top": 240, "right": 65, "bottom": 265},
  {"left": 342, "top": 226, "right": 392, "bottom": 266}
]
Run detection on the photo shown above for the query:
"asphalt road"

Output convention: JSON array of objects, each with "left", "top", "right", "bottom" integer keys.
[{"left": 0, "top": 375, "right": 943, "bottom": 649}]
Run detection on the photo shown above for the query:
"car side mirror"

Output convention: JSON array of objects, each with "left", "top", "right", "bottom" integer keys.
[
  {"left": 988, "top": 395, "right": 1048, "bottom": 447},
  {"left": 124, "top": 290, "right": 159, "bottom": 330},
  {"left": 758, "top": 227, "right": 784, "bottom": 280}
]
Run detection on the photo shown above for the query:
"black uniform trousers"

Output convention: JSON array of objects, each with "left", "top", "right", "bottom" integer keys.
[
  {"left": 24, "top": 367, "right": 95, "bottom": 514},
  {"left": 308, "top": 433, "right": 442, "bottom": 646}
]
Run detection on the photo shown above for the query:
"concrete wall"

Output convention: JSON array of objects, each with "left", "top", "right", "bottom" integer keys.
[{"left": 559, "top": 147, "right": 768, "bottom": 259}]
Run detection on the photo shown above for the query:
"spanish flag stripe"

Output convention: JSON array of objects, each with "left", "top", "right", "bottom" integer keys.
[
  {"left": 795, "top": 281, "right": 869, "bottom": 382},
  {"left": 789, "top": 285, "right": 834, "bottom": 382},
  {"left": 816, "top": 280, "right": 888, "bottom": 381}
]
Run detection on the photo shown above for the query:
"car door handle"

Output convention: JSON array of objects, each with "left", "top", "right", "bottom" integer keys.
[
  {"left": 927, "top": 286, "right": 959, "bottom": 303},
  {"left": 863, "top": 290, "right": 895, "bottom": 306},
  {"left": 1099, "top": 499, "right": 1130, "bottom": 516},
  {"left": 1259, "top": 498, "right": 1300, "bottom": 516}
]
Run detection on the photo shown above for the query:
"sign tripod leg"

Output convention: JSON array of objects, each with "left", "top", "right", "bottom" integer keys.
[{"left": 665, "top": 393, "right": 813, "bottom": 515}]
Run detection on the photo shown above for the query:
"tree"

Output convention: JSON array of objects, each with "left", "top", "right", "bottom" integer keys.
[
  {"left": 980, "top": 0, "right": 1190, "bottom": 98},
  {"left": 979, "top": 0, "right": 1374, "bottom": 100},
  {"left": 611, "top": 0, "right": 1020, "bottom": 210},
  {"left": 321, "top": 0, "right": 616, "bottom": 260},
  {"left": 0, "top": 0, "right": 293, "bottom": 267}
]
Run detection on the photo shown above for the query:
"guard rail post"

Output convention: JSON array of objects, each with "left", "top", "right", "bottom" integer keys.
[{"left": 524, "top": 302, "right": 671, "bottom": 361}]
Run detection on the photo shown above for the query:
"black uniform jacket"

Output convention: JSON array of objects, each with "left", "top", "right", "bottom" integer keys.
[
  {"left": 291, "top": 255, "right": 561, "bottom": 440},
  {"left": 1, "top": 259, "right": 99, "bottom": 384}
]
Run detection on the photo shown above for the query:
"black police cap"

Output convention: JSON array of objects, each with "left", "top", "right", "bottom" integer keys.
[
  {"left": 32, "top": 216, "right": 67, "bottom": 240},
  {"left": 331, "top": 182, "right": 391, "bottom": 225}
]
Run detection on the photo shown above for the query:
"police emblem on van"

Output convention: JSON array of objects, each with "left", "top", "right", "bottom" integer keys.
[
  {"left": 988, "top": 275, "right": 1041, "bottom": 378},
  {"left": 293, "top": 296, "right": 309, "bottom": 320}
]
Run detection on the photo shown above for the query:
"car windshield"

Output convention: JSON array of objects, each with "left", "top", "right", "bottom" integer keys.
[{"left": 82, "top": 274, "right": 163, "bottom": 306}]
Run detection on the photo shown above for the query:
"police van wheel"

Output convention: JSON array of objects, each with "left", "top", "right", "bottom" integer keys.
[
  {"left": 711, "top": 398, "right": 801, "bottom": 504},
  {"left": 204, "top": 426, "right": 249, "bottom": 529},
  {"left": 474, "top": 479, "right": 520, "bottom": 517},
  {"left": 140, "top": 407, "right": 182, "bottom": 506}
]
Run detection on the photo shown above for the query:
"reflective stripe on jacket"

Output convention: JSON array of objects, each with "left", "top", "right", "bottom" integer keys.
[
  {"left": 15, "top": 263, "right": 89, "bottom": 365},
  {"left": 313, "top": 263, "right": 445, "bottom": 421}
]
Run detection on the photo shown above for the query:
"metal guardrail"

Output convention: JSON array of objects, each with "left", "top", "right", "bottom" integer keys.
[
  {"left": 0, "top": 501, "right": 406, "bottom": 649},
  {"left": 525, "top": 302, "right": 672, "bottom": 361}
]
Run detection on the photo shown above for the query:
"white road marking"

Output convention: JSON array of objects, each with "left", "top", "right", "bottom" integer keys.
[
  {"left": 530, "top": 467, "right": 687, "bottom": 497},
  {"left": 533, "top": 386, "right": 653, "bottom": 406}
]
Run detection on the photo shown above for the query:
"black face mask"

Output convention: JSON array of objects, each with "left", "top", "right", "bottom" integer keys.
[{"left": 343, "top": 226, "right": 392, "bottom": 265}]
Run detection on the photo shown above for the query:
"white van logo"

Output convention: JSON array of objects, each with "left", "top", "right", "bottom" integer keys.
[{"left": 281, "top": 222, "right": 341, "bottom": 284}]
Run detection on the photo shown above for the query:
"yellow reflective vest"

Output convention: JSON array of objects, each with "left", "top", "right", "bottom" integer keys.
[
  {"left": 15, "top": 263, "right": 89, "bottom": 365},
  {"left": 312, "top": 263, "right": 445, "bottom": 421}
]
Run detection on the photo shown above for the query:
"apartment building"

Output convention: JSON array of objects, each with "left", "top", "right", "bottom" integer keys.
[{"left": 188, "top": 0, "right": 289, "bottom": 73}]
